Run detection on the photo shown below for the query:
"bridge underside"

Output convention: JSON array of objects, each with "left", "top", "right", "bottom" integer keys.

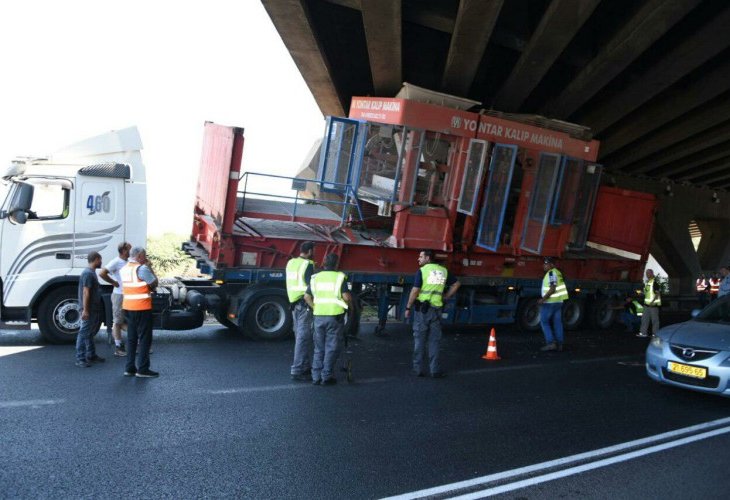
[{"left": 261, "top": 0, "right": 730, "bottom": 290}]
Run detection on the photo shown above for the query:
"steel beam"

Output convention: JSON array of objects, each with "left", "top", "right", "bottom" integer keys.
[
  {"left": 600, "top": 58, "right": 730, "bottom": 157},
  {"left": 361, "top": 0, "right": 402, "bottom": 96},
  {"left": 544, "top": 0, "right": 700, "bottom": 118},
  {"left": 493, "top": 0, "right": 599, "bottom": 111},
  {"left": 441, "top": 0, "right": 504, "bottom": 96},
  {"left": 617, "top": 121, "right": 730, "bottom": 176},
  {"left": 261, "top": 0, "right": 344, "bottom": 116},
  {"left": 607, "top": 95, "right": 730, "bottom": 172},
  {"left": 582, "top": 6, "right": 730, "bottom": 133}
]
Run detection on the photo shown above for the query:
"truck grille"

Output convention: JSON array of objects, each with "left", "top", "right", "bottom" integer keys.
[{"left": 662, "top": 368, "right": 720, "bottom": 388}]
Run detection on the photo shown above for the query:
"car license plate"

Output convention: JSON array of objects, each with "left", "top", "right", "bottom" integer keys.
[{"left": 667, "top": 361, "right": 707, "bottom": 379}]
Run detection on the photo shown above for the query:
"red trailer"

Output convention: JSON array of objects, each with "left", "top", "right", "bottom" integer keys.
[{"left": 185, "top": 87, "right": 656, "bottom": 339}]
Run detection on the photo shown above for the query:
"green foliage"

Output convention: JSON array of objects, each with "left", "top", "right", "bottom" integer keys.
[
  {"left": 146, "top": 233, "right": 197, "bottom": 278},
  {"left": 655, "top": 275, "right": 670, "bottom": 295}
]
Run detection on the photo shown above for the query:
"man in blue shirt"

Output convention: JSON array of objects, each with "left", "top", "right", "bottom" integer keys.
[
  {"left": 718, "top": 266, "right": 730, "bottom": 298},
  {"left": 75, "top": 252, "right": 105, "bottom": 367}
]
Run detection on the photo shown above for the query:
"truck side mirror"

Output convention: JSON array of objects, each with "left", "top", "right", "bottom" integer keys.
[{"left": 8, "top": 181, "right": 34, "bottom": 224}]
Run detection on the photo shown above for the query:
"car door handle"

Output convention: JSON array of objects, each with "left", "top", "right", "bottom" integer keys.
[{"left": 55, "top": 252, "right": 71, "bottom": 260}]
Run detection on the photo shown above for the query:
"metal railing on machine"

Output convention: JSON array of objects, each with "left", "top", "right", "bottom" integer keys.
[{"left": 237, "top": 171, "right": 365, "bottom": 227}]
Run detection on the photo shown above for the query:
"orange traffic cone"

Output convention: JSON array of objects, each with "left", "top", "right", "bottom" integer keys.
[{"left": 481, "top": 328, "right": 501, "bottom": 361}]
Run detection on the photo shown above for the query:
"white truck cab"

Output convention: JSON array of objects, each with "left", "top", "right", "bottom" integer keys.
[{"left": 0, "top": 128, "right": 149, "bottom": 342}]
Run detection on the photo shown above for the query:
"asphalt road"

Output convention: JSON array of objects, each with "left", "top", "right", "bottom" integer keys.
[{"left": 1, "top": 321, "right": 729, "bottom": 499}]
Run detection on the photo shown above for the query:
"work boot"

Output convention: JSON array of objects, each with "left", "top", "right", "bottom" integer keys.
[
  {"left": 291, "top": 373, "right": 309, "bottom": 382},
  {"left": 540, "top": 342, "right": 558, "bottom": 352}
]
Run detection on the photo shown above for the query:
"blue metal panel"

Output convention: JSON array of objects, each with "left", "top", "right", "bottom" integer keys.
[
  {"left": 475, "top": 144, "right": 518, "bottom": 251},
  {"left": 550, "top": 156, "right": 584, "bottom": 225},
  {"left": 520, "top": 153, "right": 561, "bottom": 254},
  {"left": 317, "top": 117, "right": 362, "bottom": 193}
]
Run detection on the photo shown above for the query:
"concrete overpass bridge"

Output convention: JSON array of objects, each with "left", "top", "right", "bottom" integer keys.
[{"left": 261, "top": 0, "right": 730, "bottom": 292}]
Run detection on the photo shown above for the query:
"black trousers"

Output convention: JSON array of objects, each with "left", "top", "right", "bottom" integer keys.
[{"left": 125, "top": 310, "right": 153, "bottom": 373}]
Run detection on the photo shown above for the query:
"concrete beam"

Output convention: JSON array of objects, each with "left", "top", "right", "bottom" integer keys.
[
  {"left": 581, "top": 6, "right": 730, "bottom": 133},
  {"left": 600, "top": 58, "right": 730, "bottom": 157},
  {"left": 544, "top": 0, "right": 700, "bottom": 118},
  {"left": 261, "top": 0, "right": 344, "bottom": 117},
  {"left": 696, "top": 220, "right": 730, "bottom": 271},
  {"left": 702, "top": 168, "right": 730, "bottom": 187},
  {"left": 678, "top": 153, "right": 730, "bottom": 182},
  {"left": 493, "top": 0, "right": 600, "bottom": 111},
  {"left": 619, "top": 122, "right": 730, "bottom": 177},
  {"left": 441, "top": 0, "right": 504, "bottom": 96},
  {"left": 361, "top": 0, "right": 402, "bottom": 96},
  {"left": 606, "top": 96, "right": 730, "bottom": 171},
  {"left": 648, "top": 143, "right": 730, "bottom": 178}
]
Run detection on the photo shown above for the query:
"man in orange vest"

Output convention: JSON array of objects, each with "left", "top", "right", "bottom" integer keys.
[
  {"left": 696, "top": 273, "right": 709, "bottom": 308},
  {"left": 709, "top": 273, "right": 721, "bottom": 301},
  {"left": 121, "top": 246, "right": 159, "bottom": 378}
]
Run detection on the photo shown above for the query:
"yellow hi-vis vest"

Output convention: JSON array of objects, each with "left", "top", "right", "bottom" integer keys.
[
  {"left": 632, "top": 300, "right": 644, "bottom": 316},
  {"left": 644, "top": 278, "right": 661, "bottom": 306},
  {"left": 310, "top": 271, "right": 348, "bottom": 316},
  {"left": 286, "top": 257, "right": 312, "bottom": 303},
  {"left": 542, "top": 269, "right": 568, "bottom": 303},
  {"left": 417, "top": 263, "right": 448, "bottom": 307},
  {"left": 121, "top": 262, "right": 152, "bottom": 311}
]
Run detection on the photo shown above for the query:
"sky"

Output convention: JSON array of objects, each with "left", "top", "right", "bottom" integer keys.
[{"left": 0, "top": 0, "right": 325, "bottom": 236}]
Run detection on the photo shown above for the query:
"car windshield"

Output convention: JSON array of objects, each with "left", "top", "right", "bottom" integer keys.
[{"left": 695, "top": 297, "right": 730, "bottom": 324}]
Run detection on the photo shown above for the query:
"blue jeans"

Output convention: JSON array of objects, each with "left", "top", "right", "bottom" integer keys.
[
  {"left": 540, "top": 302, "right": 564, "bottom": 345},
  {"left": 76, "top": 311, "right": 101, "bottom": 362},
  {"left": 125, "top": 310, "right": 153, "bottom": 373},
  {"left": 412, "top": 307, "right": 442, "bottom": 375},
  {"left": 620, "top": 311, "right": 641, "bottom": 331}
]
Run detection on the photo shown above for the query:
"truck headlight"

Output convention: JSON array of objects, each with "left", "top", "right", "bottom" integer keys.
[{"left": 650, "top": 336, "right": 663, "bottom": 348}]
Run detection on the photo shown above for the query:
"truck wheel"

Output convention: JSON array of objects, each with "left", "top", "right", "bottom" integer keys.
[
  {"left": 213, "top": 306, "right": 236, "bottom": 330},
  {"left": 344, "top": 293, "right": 362, "bottom": 338},
  {"left": 245, "top": 295, "right": 292, "bottom": 340},
  {"left": 517, "top": 298, "right": 541, "bottom": 332},
  {"left": 590, "top": 297, "right": 616, "bottom": 329},
  {"left": 562, "top": 299, "right": 585, "bottom": 330},
  {"left": 38, "top": 287, "right": 81, "bottom": 344}
]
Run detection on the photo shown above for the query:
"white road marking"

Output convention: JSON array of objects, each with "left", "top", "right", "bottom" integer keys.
[
  {"left": 0, "top": 346, "right": 43, "bottom": 358},
  {"left": 449, "top": 426, "right": 730, "bottom": 499},
  {"left": 382, "top": 416, "right": 730, "bottom": 500},
  {"left": 0, "top": 399, "right": 65, "bottom": 409}
]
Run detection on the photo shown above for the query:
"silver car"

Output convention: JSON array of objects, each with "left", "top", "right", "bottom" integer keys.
[{"left": 646, "top": 296, "right": 730, "bottom": 396}]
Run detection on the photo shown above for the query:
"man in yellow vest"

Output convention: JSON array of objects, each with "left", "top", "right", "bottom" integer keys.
[
  {"left": 405, "top": 249, "right": 460, "bottom": 378},
  {"left": 538, "top": 257, "right": 569, "bottom": 351},
  {"left": 121, "top": 246, "right": 159, "bottom": 378},
  {"left": 637, "top": 268, "right": 661, "bottom": 338},
  {"left": 304, "top": 253, "right": 352, "bottom": 385},
  {"left": 286, "top": 241, "right": 315, "bottom": 381}
]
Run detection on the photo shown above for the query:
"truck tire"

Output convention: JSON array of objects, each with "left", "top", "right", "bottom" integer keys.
[
  {"left": 213, "top": 305, "right": 236, "bottom": 330},
  {"left": 590, "top": 296, "right": 616, "bottom": 329},
  {"left": 245, "top": 295, "right": 292, "bottom": 340},
  {"left": 562, "top": 298, "right": 585, "bottom": 330},
  {"left": 516, "top": 297, "right": 541, "bottom": 332},
  {"left": 37, "top": 287, "right": 81, "bottom": 344},
  {"left": 344, "top": 293, "right": 362, "bottom": 338}
]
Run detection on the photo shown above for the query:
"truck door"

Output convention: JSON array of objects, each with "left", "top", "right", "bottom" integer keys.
[
  {"left": 520, "top": 153, "right": 561, "bottom": 254},
  {"left": 475, "top": 144, "right": 518, "bottom": 251},
  {"left": 75, "top": 175, "right": 125, "bottom": 269},
  {"left": 0, "top": 177, "right": 74, "bottom": 307}
]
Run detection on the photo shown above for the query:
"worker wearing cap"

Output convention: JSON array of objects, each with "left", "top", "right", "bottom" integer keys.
[
  {"left": 637, "top": 268, "right": 661, "bottom": 338},
  {"left": 405, "top": 249, "right": 461, "bottom": 378},
  {"left": 538, "top": 257, "right": 569, "bottom": 351},
  {"left": 286, "top": 241, "right": 315, "bottom": 381},
  {"left": 304, "top": 253, "right": 352, "bottom": 385}
]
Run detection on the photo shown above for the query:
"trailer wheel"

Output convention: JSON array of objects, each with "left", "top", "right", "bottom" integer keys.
[
  {"left": 344, "top": 292, "right": 362, "bottom": 338},
  {"left": 517, "top": 298, "right": 541, "bottom": 332},
  {"left": 245, "top": 295, "right": 292, "bottom": 340},
  {"left": 590, "top": 297, "right": 616, "bottom": 329},
  {"left": 562, "top": 299, "right": 585, "bottom": 330},
  {"left": 37, "top": 287, "right": 81, "bottom": 344}
]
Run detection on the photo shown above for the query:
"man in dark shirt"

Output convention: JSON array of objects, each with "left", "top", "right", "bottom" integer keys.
[{"left": 75, "top": 251, "right": 105, "bottom": 367}]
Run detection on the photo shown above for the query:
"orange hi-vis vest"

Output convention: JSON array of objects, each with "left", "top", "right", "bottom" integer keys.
[
  {"left": 696, "top": 279, "right": 708, "bottom": 292},
  {"left": 710, "top": 278, "right": 720, "bottom": 295},
  {"left": 121, "top": 262, "right": 152, "bottom": 311}
]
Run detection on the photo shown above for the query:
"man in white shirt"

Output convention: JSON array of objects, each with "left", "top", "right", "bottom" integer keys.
[{"left": 100, "top": 241, "right": 131, "bottom": 356}]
